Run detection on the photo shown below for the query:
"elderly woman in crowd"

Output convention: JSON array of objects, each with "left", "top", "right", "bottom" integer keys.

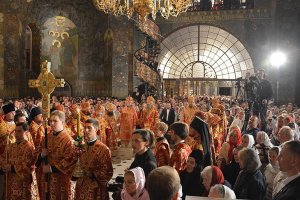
[
  {"left": 218, "top": 127, "right": 242, "bottom": 165},
  {"left": 200, "top": 166, "right": 229, "bottom": 197},
  {"left": 255, "top": 131, "right": 273, "bottom": 172},
  {"left": 241, "top": 134, "right": 255, "bottom": 148},
  {"left": 233, "top": 148, "right": 266, "bottom": 200},
  {"left": 208, "top": 184, "right": 236, "bottom": 199},
  {"left": 264, "top": 146, "right": 280, "bottom": 200}
]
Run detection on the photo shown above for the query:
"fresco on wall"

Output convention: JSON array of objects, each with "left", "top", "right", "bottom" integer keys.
[{"left": 41, "top": 16, "right": 78, "bottom": 81}]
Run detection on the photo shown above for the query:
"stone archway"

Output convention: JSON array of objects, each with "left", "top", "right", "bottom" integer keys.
[{"left": 158, "top": 24, "right": 254, "bottom": 97}]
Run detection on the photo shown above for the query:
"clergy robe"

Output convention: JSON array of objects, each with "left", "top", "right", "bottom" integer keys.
[
  {"left": 0, "top": 117, "right": 16, "bottom": 199},
  {"left": 1, "top": 140, "right": 36, "bottom": 200},
  {"left": 29, "top": 121, "right": 44, "bottom": 149},
  {"left": 154, "top": 137, "right": 171, "bottom": 167},
  {"left": 66, "top": 117, "right": 83, "bottom": 139},
  {"left": 74, "top": 140, "right": 113, "bottom": 200},
  {"left": 180, "top": 106, "right": 198, "bottom": 125},
  {"left": 39, "top": 130, "right": 76, "bottom": 200},
  {"left": 104, "top": 114, "right": 119, "bottom": 148},
  {"left": 119, "top": 107, "right": 138, "bottom": 141},
  {"left": 139, "top": 108, "right": 159, "bottom": 131},
  {"left": 170, "top": 142, "right": 191, "bottom": 173},
  {"left": 0, "top": 117, "right": 16, "bottom": 155},
  {"left": 94, "top": 116, "right": 107, "bottom": 144}
]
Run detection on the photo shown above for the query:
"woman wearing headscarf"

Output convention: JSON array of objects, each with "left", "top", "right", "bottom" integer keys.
[
  {"left": 264, "top": 146, "right": 280, "bottom": 200},
  {"left": 180, "top": 149, "right": 205, "bottom": 200},
  {"left": 121, "top": 167, "right": 150, "bottom": 200},
  {"left": 218, "top": 127, "right": 242, "bottom": 165},
  {"left": 233, "top": 148, "right": 266, "bottom": 200},
  {"left": 208, "top": 184, "right": 236, "bottom": 199},
  {"left": 255, "top": 131, "right": 273, "bottom": 172},
  {"left": 201, "top": 166, "right": 230, "bottom": 197},
  {"left": 241, "top": 134, "right": 255, "bottom": 148}
]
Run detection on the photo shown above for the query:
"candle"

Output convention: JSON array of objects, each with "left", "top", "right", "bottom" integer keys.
[{"left": 77, "top": 109, "right": 81, "bottom": 137}]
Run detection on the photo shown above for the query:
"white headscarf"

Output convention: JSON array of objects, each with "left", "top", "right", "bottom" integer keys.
[
  {"left": 243, "top": 134, "right": 255, "bottom": 148},
  {"left": 121, "top": 167, "right": 150, "bottom": 200},
  {"left": 257, "top": 131, "right": 273, "bottom": 147},
  {"left": 223, "top": 185, "right": 236, "bottom": 199}
]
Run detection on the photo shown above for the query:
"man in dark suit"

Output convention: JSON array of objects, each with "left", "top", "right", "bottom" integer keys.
[
  {"left": 160, "top": 102, "right": 175, "bottom": 126},
  {"left": 273, "top": 140, "right": 300, "bottom": 200}
]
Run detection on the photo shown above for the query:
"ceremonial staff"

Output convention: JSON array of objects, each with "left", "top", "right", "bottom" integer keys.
[{"left": 29, "top": 60, "right": 65, "bottom": 200}]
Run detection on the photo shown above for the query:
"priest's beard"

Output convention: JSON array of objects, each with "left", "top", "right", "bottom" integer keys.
[{"left": 146, "top": 104, "right": 152, "bottom": 110}]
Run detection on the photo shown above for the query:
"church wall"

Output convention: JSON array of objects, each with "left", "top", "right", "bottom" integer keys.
[
  {"left": 271, "top": 0, "right": 300, "bottom": 104},
  {"left": 0, "top": 13, "right": 22, "bottom": 97},
  {"left": 1, "top": 0, "right": 112, "bottom": 98}
]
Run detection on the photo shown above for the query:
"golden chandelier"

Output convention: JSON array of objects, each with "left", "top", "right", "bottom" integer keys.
[{"left": 92, "top": 0, "right": 192, "bottom": 20}]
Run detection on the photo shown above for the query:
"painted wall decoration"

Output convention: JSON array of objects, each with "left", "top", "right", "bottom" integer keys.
[{"left": 41, "top": 16, "right": 78, "bottom": 81}]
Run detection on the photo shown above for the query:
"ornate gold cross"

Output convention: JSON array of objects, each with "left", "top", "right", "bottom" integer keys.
[{"left": 28, "top": 60, "right": 65, "bottom": 118}]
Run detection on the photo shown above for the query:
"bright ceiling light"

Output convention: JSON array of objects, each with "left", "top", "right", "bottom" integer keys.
[{"left": 270, "top": 51, "right": 286, "bottom": 68}]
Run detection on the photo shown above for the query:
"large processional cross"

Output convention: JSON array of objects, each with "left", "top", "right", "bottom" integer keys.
[
  {"left": 28, "top": 60, "right": 65, "bottom": 200},
  {"left": 28, "top": 60, "right": 65, "bottom": 118}
]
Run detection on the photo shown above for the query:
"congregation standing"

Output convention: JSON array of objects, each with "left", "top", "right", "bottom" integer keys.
[{"left": 0, "top": 93, "right": 299, "bottom": 200}]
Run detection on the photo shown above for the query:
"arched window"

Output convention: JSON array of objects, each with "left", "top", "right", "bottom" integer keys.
[{"left": 158, "top": 24, "right": 254, "bottom": 80}]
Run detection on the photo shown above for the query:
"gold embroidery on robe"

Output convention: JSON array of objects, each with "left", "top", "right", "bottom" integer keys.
[
  {"left": 74, "top": 140, "right": 113, "bottom": 200},
  {"left": 0, "top": 140, "right": 36, "bottom": 200},
  {"left": 39, "top": 130, "right": 76, "bottom": 200}
]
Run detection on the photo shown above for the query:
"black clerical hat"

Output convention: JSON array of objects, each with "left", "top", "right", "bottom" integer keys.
[
  {"left": 190, "top": 116, "right": 207, "bottom": 134},
  {"left": 190, "top": 116, "right": 212, "bottom": 168},
  {"left": 30, "top": 107, "right": 42, "bottom": 119},
  {"left": 2, "top": 103, "right": 15, "bottom": 114}
]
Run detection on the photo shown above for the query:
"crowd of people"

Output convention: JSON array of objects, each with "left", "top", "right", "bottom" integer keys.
[{"left": 0, "top": 93, "right": 299, "bottom": 200}]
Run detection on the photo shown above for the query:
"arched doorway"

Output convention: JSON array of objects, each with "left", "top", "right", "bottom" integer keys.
[{"left": 158, "top": 24, "right": 254, "bottom": 98}]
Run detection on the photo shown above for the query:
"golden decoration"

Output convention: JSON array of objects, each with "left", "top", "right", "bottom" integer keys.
[
  {"left": 92, "top": 0, "right": 192, "bottom": 20},
  {"left": 28, "top": 60, "right": 65, "bottom": 118}
]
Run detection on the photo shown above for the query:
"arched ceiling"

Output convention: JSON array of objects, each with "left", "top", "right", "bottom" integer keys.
[{"left": 158, "top": 25, "right": 254, "bottom": 79}]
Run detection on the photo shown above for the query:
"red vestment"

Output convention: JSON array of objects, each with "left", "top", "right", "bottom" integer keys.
[
  {"left": 104, "top": 115, "right": 119, "bottom": 148},
  {"left": 39, "top": 130, "right": 76, "bottom": 200},
  {"left": 139, "top": 108, "right": 159, "bottom": 131},
  {"left": 119, "top": 107, "right": 138, "bottom": 141},
  {"left": 170, "top": 142, "right": 192, "bottom": 173},
  {"left": 154, "top": 137, "right": 171, "bottom": 167},
  {"left": 181, "top": 106, "right": 198, "bottom": 125},
  {"left": 0, "top": 140, "right": 36, "bottom": 200},
  {"left": 74, "top": 140, "right": 113, "bottom": 200}
]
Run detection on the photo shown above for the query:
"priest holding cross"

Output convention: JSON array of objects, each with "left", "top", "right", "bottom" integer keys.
[{"left": 30, "top": 61, "right": 76, "bottom": 200}]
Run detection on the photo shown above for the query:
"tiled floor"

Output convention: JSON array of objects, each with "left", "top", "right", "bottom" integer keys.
[
  {"left": 109, "top": 146, "right": 134, "bottom": 199},
  {"left": 111, "top": 146, "right": 134, "bottom": 181}
]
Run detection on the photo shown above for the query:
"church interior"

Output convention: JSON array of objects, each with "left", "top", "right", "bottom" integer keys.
[
  {"left": 0, "top": 0, "right": 299, "bottom": 104},
  {"left": 1, "top": 1, "right": 300, "bottom": 200}
]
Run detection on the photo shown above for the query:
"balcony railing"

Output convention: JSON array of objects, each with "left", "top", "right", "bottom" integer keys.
[{"left": 188, "top": 0, "right": 254, "bottom": 12}]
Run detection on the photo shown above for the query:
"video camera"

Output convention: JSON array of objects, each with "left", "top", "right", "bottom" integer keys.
[{"left": 107, "top": 176, "right": 124, "bottom": 192}]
